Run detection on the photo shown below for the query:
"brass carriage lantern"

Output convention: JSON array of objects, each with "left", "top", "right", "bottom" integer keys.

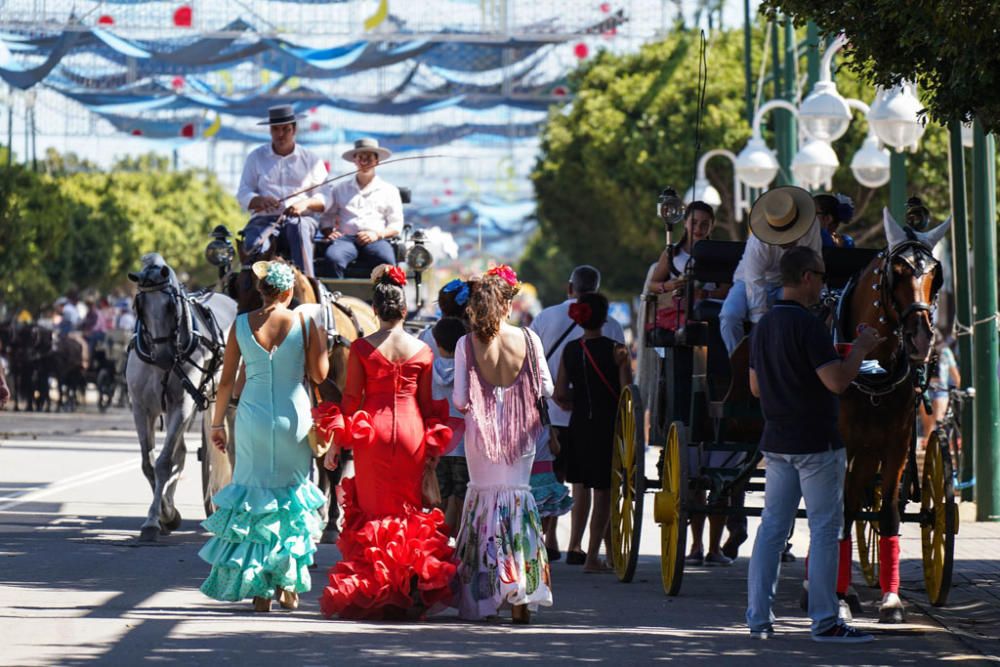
[
  {"left": 657, "top": 187, "right": 685, "bottom": 228},
  {"left": 405, "top": 229, "right": 434, "bottom": 310},
  {"left": 205, "top": 225, "right": 235, "bottom": 278}
]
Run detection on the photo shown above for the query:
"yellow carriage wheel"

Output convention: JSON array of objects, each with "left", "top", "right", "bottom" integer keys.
[
  {"left": 657, "top": 422, "right": 688, "bottom": 596},
  {"left": 611, "top": 385, "right": 646, "bottom": 582},
  {"left": 921, "top": 430, "right": 957, "bottom": 606},
  {"left": 855, "top": 481, "right": 881, "bottom": 588}
]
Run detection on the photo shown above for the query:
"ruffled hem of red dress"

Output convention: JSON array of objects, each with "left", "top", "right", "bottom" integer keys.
[{"left": 319, "top": 477, "right": 457, "bottom": 619}]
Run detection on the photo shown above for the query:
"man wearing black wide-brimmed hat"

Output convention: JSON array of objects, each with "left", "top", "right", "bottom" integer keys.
[
  {"left": 236, "top": 104, "right": 328, "bottom": 277},
  {"left": 318, "top": 137, "right": 403, "bottom": 278}
]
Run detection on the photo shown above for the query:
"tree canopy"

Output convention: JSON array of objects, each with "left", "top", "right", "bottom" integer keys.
[
  {"left": 0, "top": 152, "right": 243, "bottom": 312},
  {"left": 525, "top": 27, "right": 955, "bottom": 301},
  {"left": 762, "top": 0, "right": 1000, "bottom": 134}
]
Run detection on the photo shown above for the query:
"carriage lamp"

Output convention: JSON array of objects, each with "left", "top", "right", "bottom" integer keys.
[
  {"left": 405, "top": 229, "right": 434, "bottom": 273},
  {"left": 205, "top": 225, "right": 235, "bottom": 277},
  {"left": 683, "top": 177, "right": 722, "bottom": 209},
  {"left": 849, "top": 134, "right": 892, "bottom": 188},
  {"left": 867, "top": 83, "right": 925, "bottom": 152},
  {"left": 905, "top": 197, "right": 931, "bottom": 231},
  {"left": 791, "top": 139, "right": 840, "bottom": 190},
  {"left": 657, "top": 187, "right": 685, "bottom": 227}
]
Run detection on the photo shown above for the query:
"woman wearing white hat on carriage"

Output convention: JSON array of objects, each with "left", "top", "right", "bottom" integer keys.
[
  {"left": 319, "top": 138, "right": 404, "bottom": 278},
  {"left": 236, "top": 105, "right": 328, "bottom": 277},
  {"left": 719, "top": 186, "right": 822, "bottom": 356}
]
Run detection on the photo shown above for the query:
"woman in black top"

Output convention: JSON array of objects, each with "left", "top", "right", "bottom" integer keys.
[{"left": 554, "top": 292, "right": 632, "bottom": 573}]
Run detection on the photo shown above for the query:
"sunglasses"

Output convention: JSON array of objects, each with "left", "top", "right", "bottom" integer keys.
[{"left": 805, "top": 268, "right": 827, "bottom": 281}]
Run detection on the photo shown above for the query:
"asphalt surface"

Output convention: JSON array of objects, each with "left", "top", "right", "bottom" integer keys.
[{"left": 0, "top": 405, "right": 995, "bottom": 666}]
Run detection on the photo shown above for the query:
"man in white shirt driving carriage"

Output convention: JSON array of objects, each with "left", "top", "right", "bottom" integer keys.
[
  {"left": 236, "top": 105, "right": 328, "bottom": 277},
  {"left": 318, "top": 138, "right": 404, "bottom": 278}
]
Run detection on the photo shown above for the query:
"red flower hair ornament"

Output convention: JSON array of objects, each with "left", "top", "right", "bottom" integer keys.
[
  {"left": 486, "top": 264, "right": 518, "bottom": 287},
  {"left": 371, "top": 264, "right": 407, "bottom": 287},
  {"left": 568, "top": 302, "right": 592, "bottom": 325}
]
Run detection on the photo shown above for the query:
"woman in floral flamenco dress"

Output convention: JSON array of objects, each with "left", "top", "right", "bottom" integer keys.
[
  {"left": 200, "top": 260, "right": 328, "bottom": 612},
  {"left": 316, "top": 265, "right": 455, "bottom": 620},
  {"left": 453, "top": 266, "right": 554, "bottom": 624}
]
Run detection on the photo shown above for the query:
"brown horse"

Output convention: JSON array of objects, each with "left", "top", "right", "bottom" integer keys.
[
  {"left": 838, "top": 210, "right": 949, "bottom": 623},
  {"left": 225, "top": 248, "right": 378, "bottom": 542}
]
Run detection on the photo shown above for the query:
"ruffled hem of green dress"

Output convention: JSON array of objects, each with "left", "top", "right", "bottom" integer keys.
[{"left": 198, "top": 480, "right": 325, "bottom": 602}]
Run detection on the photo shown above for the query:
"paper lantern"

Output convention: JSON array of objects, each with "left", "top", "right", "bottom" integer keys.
[
  {"left": 573, "top": 43, "right": 589, "bottom": 59},
  {"left": 98, "top": 15, "right": 114, "bottom": 25},
  {"left": 600, "top": 2, "right": 611, "bottom": 12},
  {"left": 171, "top": 76, "right": 185, "bottom": 90},
  {"left": 310, "top": 121, "right": 321, "bottom": 131},
  {"left": 180, "top": 123, "right": 195, "bottom": 138},
  {"left": 553, "top": 85, "right": 568, "bottom": 97},
  {"left": 173, "top": 6, "right": 193, "bottom": 27},
  {"left": 131, "top": 129, "right": 143, "bottom": 136},
  {"left": 450, "top": 213, "right": 460, "bottom": 223},
  {"left": 444, "top": 188, "right": 453, "bottom": 196}
]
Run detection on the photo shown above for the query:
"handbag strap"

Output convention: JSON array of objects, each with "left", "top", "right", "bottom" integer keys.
[
  {"left": 523, "top": 328, "right": 543, "bottom": 400},
  {"left": 298, "top": 312, "right": 321, "bottom": 405},
  {"left": 545, "top": 321, "right": 577, "bottom": 363},
  {"left": 580, "top": 338, "right": 617, "bottom": 399}
]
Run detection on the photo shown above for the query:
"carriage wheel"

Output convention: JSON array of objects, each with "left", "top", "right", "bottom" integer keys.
[
  {"left": 855, "top": 481, "right": 882, "bottom": 588},
  {"left": 657, "top": 421, "right": 688, "bottom": 596},
  {"left": 200, "top": 411, "right": 233, "bottom": 518},
  {"left": 611, "top": 385, "right": 646, "bottom": 583},
  {"left": 921, "top": 430, "right": 957, "bottom": 606}
]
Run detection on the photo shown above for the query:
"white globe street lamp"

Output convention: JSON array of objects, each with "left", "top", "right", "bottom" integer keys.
[
  {"left": 798, "top": 34, "right": 852, "bottom": 142},
  {"left": 849, "top": 134, "right": 892, "bottom": 188},
  {"left": 684, "top": 177, "right": 722, "bottom": 209},
  {"left": 735, "top": 137, "right": 780, "bottom": 189},
  {"left": 791, "top": 138, "right": 839, "bottom": 190},
  {"left": 867, "top": 83, "right": 925, "bottom": 152}
]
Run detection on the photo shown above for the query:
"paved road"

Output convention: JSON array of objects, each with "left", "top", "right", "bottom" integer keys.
[{"left": 0, "top": 406, "right": 995, "bottom": 666}]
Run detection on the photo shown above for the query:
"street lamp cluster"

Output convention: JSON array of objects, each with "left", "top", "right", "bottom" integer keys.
[{"left": 688, "top": 34, "right": 927, "bottom": 208}]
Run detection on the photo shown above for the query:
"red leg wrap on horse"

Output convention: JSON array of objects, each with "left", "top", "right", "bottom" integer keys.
[
  {"left": 837, "top": 537, "right": 852, "bottom": 594},
  {"left": 879, "top": 535, "right": 901, "bottom": 594}
]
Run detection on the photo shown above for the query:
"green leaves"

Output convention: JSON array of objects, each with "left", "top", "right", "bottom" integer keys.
[{"left": 0, "top": 154, "right": 243, "bottom": 312}]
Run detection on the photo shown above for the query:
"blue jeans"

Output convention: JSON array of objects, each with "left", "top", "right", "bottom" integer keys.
[
  {"left": 746, "top": 447, "right": 846, "bottom": 635},
  {"left": 719, "top": 279, "right": 783, "bottom": 355},
  {"left": 323, "top": 236, "right": 396, "bottom": 278},
  {"left": 242, "top": 214, "right": 318, "bottom": 277}
]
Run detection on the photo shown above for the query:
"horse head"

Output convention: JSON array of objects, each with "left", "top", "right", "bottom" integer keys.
[
  {"left": 128, "top": 253, "right": 186, "bottom": 369},
  {"left": 882, "top": 209, "right": 949, "bottom": 364}
]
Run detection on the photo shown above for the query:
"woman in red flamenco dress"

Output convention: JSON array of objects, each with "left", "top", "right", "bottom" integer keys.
[{"left": 315, "top": 265, "right": 455, "bottom": 620}]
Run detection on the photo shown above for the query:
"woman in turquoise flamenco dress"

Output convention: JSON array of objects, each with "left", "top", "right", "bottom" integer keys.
[{"left": 200, "top": 260, "right": 329, "bottom": 612}]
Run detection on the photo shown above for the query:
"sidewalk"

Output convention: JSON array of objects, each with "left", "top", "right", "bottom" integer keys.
[{"left": 899, "top": 503, "right": 1000, "bottom": 661}]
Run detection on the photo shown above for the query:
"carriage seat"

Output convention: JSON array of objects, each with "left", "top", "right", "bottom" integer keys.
[{"left": 313, "top": 235, "right": 403, "bottom": 279}]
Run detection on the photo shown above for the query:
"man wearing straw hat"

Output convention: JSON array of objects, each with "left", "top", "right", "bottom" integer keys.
[
  {"left": 236, "top": 104, "right": 328, "bottom": 277},
  {"left": 719, "top": 186, "right": 822, "bottom": 356},
  {"left": 319, "top": 138, "right": 404, "bottom": 278}
]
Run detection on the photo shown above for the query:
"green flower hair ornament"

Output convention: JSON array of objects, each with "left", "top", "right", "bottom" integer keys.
[{"left": 266, "top": 263, "right": 295, "bottom": 292}]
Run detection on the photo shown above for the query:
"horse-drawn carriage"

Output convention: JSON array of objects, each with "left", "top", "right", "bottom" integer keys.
[{"left": 611, "top": 229, "right": 962, "bottom": 617}]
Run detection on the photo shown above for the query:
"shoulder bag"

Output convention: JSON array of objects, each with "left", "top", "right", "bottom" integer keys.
[{"left": 523, "top": 329, "right": 551, "bottom": 427}]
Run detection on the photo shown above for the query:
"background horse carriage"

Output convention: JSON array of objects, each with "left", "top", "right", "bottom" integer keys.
[
  {"left": 197, "top": 207, "right": 438, "bottom": 542},
  {"left": 611, "top": 217, "right": 963, "bottom": 621}
]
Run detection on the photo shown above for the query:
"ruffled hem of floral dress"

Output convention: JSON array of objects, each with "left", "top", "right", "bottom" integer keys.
[{"left": 198, "top": 480, "right": 324, "bottom": 602}]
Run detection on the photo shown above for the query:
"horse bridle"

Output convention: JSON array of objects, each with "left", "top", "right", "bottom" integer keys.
[
  {"left": 133, "top": 277, "right": 225, "bottom": 411},
  {"left": 851, "top": 240, "right": 942, "bottom": 401}
]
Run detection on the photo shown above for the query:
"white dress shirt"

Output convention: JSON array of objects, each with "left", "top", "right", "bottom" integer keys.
[
  {"left": 236, "top": 144, "right": 327, "bottom": 213},
  {"left": 732, "top": 222, "right": 822, "bottom": 322},
  {"left": 530, "top": 299, "right": 626, "bottom": 427},
  {"left": 323, "top": 175, "right": 404, "bottom": 236}
]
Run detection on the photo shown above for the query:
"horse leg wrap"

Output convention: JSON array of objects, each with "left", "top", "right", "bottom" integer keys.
[
  {"left": 837, "top": 537, "right": 852, "bottom": 595},
  {"left": 879, "top": 535, "right": 901, "bottom": 595}
]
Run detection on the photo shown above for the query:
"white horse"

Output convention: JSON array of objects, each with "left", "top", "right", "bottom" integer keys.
[{"left": 127, "top": 253, "right": 237, "bottom": 542}]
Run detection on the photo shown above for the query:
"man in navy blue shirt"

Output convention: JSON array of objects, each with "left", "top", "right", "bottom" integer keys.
[{"left": 746, "top": 246, "right": 882, "bottom": 643}]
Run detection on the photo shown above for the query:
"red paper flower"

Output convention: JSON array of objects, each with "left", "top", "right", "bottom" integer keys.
[
  {"left": 569, "top": 301, "right": 592, "bottom": 325},
  {"left": 180, "top": 123, "right": 195, "bottom": 138},
  {"left": 173, "top": 5, "right": 193, "bottom": 27},
  {"left": 573, "top": 42, "right": 589, "bottom": 59},
  {"left": 487, "top": 264, "right": 518, "bottom": 287},
  {"left": 98, "top": 15, "right": 114, "bottom": 25},
  {"left": 386, "top": 266, "right": 407, "bottom": 287}
]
